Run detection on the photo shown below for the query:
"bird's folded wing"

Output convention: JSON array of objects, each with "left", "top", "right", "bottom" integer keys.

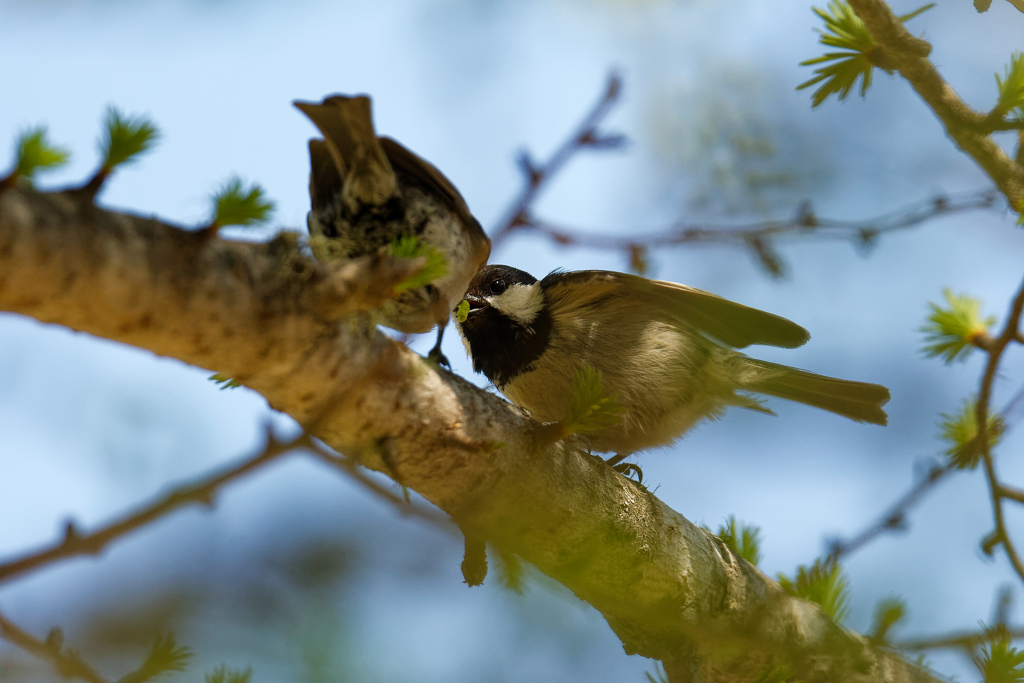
[
  {"left": 545, "top": 271, "right": 810, "bottom": 349},
  {"left": 379, "top": 137, "right": 490, "bottom": 256}
]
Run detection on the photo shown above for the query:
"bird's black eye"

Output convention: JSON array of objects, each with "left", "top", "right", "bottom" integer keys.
[{"left": 490, "top": 279, "right": 506, "bottom": 295}]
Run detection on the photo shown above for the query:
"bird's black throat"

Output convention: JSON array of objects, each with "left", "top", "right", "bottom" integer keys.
[{"left": 463, "top": 304, "right": 553, "bottom": 388}]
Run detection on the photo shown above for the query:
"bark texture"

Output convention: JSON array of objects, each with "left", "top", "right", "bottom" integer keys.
[{"left": 0, "top": 187, "right": 941, "bottom": 682}]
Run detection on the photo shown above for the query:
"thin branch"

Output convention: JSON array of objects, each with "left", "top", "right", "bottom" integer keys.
[
  {"left": 999, "top": 484, "right": 1024, "bottom": 505},
  {"left": 306, "top": 441, "right": 457, "bottom": 534},
  {"left": 0, "top": 612, "right": 111, "bottom": 683},
  {"left": 489, "top": 71, "right": 999, "bottom": 267},
  {"left": 826, "top": 462, "right": 954, "bottom": 563},
  {"left": 828, "top": 379, "right": 1024, "bottom": 564},
  {"left": 976, "top": 273, "right": 1024, "bottom": 585},
  {"left": 519, "top": 188, "right": 998, "bottom": 265},
  {"left": 490, "top": 71, "right": 625, "bottom": 249},
  {"left": 897, "top": 626, "right": 1024, "bottom": 652},
  {"left": 0, "top": 425, "right": 304, "bottom": 586}
]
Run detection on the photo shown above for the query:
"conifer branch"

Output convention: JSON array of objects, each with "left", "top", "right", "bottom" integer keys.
[{"left": 846, "top": 0, "right": 1024, "bottom": 208}]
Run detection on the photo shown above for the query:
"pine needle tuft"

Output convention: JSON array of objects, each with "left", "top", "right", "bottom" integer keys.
[
  {"left": 751, "top": 664, "right": 795, "bottom": 683},
  {"left": 777, "top": 559, "right": 850, "bottom": 623},
  {"left": 209, "top": 373, "right": 243, "bottom": 390},
  {"left": 974, "top": 624, "right": 1024, "bottom": 683},
  {"left": 561, "top": 366, "right": 625, "bottom": 436},
  {"left": 388, "top": 235, "right": 448, "bottom": 293},
  {"left": 920, "top": 288, "right": 994, "bottom": 363},
  {"left": 797, "top": 1, "right": 933, "bottom": 107},
  {"left": 205, "top": 665, "right": 253, "bottom": 683},
  {"left": 210, "top": 177, "right": 275, "bottom": 229},
  {"left": 717, "top": 516, "right": 763, "bottom": 566},
  {"left": 100, "top": 106, "right": 160, "bottom": 171},
  {"left": 996, "top": 53, "right": 1024, "bottom": 118},
  {"left": 5, "top": 126, "right": 70, "bottom": 185},
  {"left": 495, "top": 549, "right": 526, "bottom": 595},
  {"left": 120, "top": 633, "right": 192, "bottom": 683},
  {"left": 938, "top": 397, "right": 1004, "bottom": 470},
  {"left": 869, "top": 596, "right": 907, "bottom": 644}
]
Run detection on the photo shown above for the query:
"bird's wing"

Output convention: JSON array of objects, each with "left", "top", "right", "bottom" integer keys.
[
  {"left": 379, "top": 137, "right": 491, "bottom": 260},
  {"left": 542, "top": 270, "right": 810, "bottom": 349}
]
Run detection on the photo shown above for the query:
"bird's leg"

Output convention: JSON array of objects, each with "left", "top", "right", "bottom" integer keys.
[
  {"left": 605, "top": 453, "right": 643, "bottom": 482},
  {"left": 427, "top": 323, "right": 450, "bottom": 368}
]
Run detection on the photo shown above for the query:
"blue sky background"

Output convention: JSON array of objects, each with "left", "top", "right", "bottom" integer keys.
[{"left": 2, "top": 0, "right": 1024, "bottom": 680}]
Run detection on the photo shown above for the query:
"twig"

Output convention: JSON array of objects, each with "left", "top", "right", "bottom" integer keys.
[
  {"left": 896, "top": 626, "right": 1024, "bottom": 652},
  {"left": 489, "top": 71, "right": 998, "bottom": 267},
  {"left": 826, "top": 462, "right": 954, "bottom": 563},
  {"left": 0, "top": 611, "right": 111, "bottom": 683},
  {"left": 305, "top": 441, "right": 457, "bottom": 534},
  {"left": 976, "top": 274, "right": 1024, "bottom": 585},
  {"left": 491, "top": 70, "right": 626, "bottom": 249},
  {"left": 0, "top": 425, "right": 304, "bottom": 586},
  {"left": 828, "top": 379, "right": 1024, "bottom": 564},
  {"left": 519, "top": 189, "right": 998, "bottom": 269}
]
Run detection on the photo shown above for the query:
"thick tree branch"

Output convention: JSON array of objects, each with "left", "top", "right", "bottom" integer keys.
[
  {"left": 0, "top": 187, "right": 941, "bottom": 682},
  {"left": 847, "top": 0, "right": 1024, "bottom": 209}
]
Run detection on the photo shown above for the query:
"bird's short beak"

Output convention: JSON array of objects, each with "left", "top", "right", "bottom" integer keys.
[{"left": 464, "top": 295, "right": 488, "bottom": 318}]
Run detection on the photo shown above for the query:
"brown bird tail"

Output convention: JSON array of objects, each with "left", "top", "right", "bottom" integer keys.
[
  {"left": 741, "top": 358, "right": 890, "bottom": 426},
  {"left": 294, "top": 95, "right": 396, "bottom": 209}
]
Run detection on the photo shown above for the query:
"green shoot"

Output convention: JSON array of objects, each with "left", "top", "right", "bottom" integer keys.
[
  {"left": 644, "top": 662, "right": 669, "bottom": 683},
  {"left": 973, "top": 624, "right": 1024, "bottom": 683},
  {"left": 209, "top": 373, "right": 243, "bottom": 390},
  {"left": 124, "top": 633, "right": 192, "bottom": 683},
  {"left": 561, "top": 366, "right": 625, "bottom": 436},
  {"left": 3, "top": 126, "right": 70, "bottom": 186},
  {"left": 938, "top": 397, "right": 1004, "bottom": 470},
  {"left": 996, "top": 53, "right": 1024, "bottom": 118},
  {"left": 869, "top": 596, "right": 907, "bottom": 644},
  {"left": 456, "top": 299, "right": 471, "bottom": 323},
  {"left": 388, "top": 235, "right": 448, "bottom": 293},
  {"left": 99, "top": 106, "right": 160, "bottom": 171},
  {"left": 920, "top": 288, "right": 994, "bottom": 363},
  {"left": 205, "top": 665, "right": 253, "bottom": 683},
  {"left": 495, "top": 548, "right": 526, "bottom": 595},
  {"left": 752, "top": 664, "right": 795, "bottom": 683},
  {"left": 797, "top": 1, "right": 934, "bottom": 107},
  {"left": 716, "top": 515, "right": 763, "bottom": 567},
  {"left": 777, "top": 559, "right": 850, "bottom": 623},
  {"left": 210, "top": 177, "right": 275, "bottom": 229},
  {"left": 629, "top": 244, "right": 649, "bottom": 276}
]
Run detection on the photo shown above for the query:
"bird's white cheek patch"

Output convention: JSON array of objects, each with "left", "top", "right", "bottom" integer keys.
[{"left": 491, "top": 284, "right": 545, "bottom": 326}]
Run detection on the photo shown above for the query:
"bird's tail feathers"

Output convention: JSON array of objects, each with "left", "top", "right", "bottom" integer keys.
[
  {"left": 741, "top": 358, "right": 890, "bottom": 426},
  {"left": 294, "top": 96, "right": 397, "bottom": 208}
]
